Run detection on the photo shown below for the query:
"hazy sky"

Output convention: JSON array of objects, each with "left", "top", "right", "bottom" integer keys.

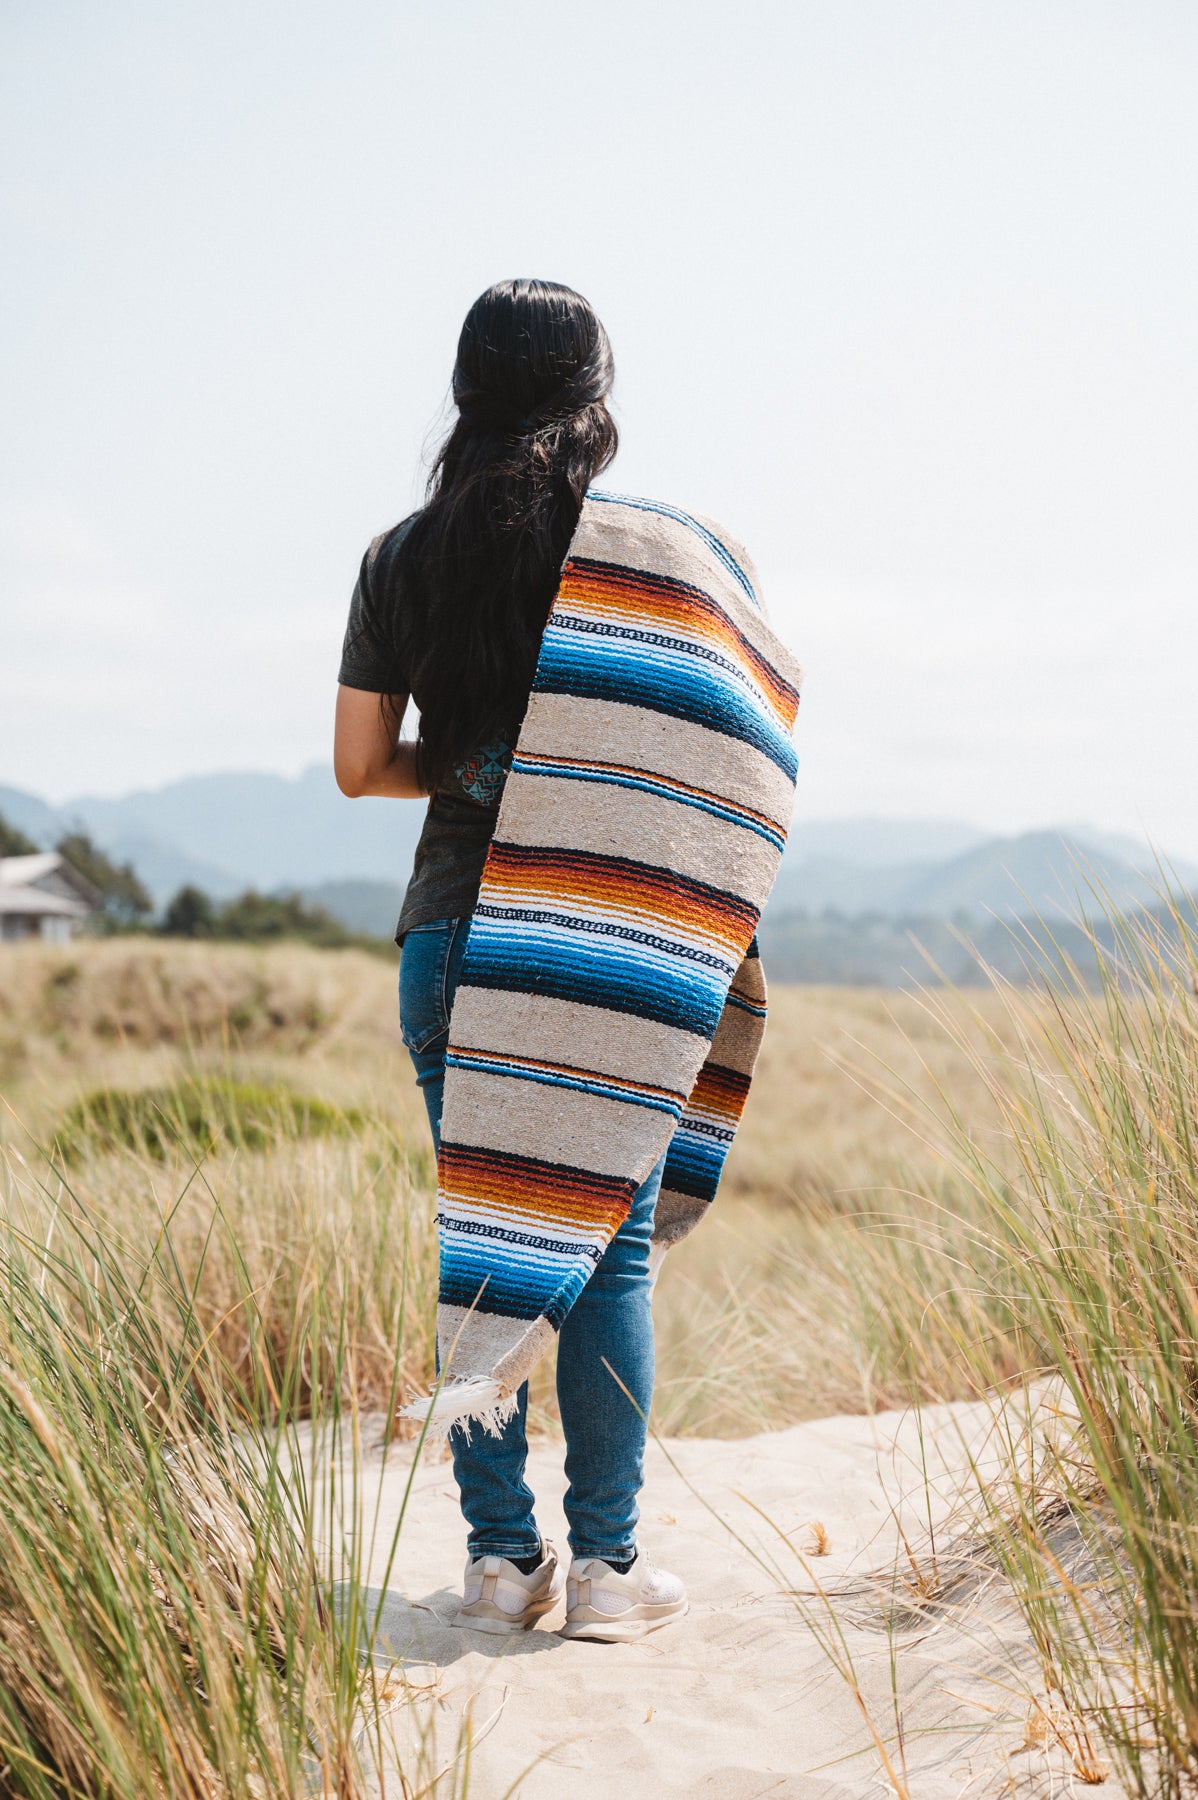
[{"left": 4, "top": 1, "right": 1197, "bottom": 851}]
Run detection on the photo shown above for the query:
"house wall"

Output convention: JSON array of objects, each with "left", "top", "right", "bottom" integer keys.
[{"left": 0, "top": 914, "right": 79, "bottom": 944}]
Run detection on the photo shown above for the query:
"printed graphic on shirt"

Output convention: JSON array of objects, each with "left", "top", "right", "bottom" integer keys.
[{"left": 454, "top": 737, "right": 514, "bottom": 806}]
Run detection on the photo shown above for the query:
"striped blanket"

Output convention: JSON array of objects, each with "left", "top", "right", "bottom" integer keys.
[{"left": 406, "top": 491, "right": 802, "bottom": 1432}]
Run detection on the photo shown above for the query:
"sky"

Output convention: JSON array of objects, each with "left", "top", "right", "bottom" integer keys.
[{"left": 3, "top": 0, "right": 1197, "bottom": 852}]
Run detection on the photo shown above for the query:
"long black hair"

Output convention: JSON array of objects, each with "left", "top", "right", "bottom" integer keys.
[{"left": 379, "top": 278, "right": 618, "bottom": 793}]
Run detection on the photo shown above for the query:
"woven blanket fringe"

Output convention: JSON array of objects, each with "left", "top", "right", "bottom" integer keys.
[{"left": 400, "top": 1377, "right": 518, "bottom": 1440}]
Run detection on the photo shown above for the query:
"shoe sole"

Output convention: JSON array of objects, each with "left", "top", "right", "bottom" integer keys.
[
  {"left": 558, "top": 1599, "right": 689, "bottom": 1642},
  {"left": 452, "top": 1587, "right": 565, "bottom": 1635}
]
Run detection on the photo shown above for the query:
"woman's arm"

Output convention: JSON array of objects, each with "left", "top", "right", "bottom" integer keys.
[{"left": 333, "top": 685, "right": 426, "bottom": 798}]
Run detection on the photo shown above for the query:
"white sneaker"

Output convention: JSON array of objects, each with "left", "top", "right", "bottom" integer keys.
[
  {"left": 559, "top": 1544, "right": 688, "bottom": 1642},
  {"left": 453, "top": 1539, "right": 565, "bottom": 1635}
]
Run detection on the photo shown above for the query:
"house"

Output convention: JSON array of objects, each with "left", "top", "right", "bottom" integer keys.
[{"left": 0, "top": 853, "right": 100, "bottom": 943}]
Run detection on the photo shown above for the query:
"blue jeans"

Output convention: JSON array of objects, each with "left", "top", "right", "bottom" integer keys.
[{"left": 400, "top": 917, "right": 662, "bottom": 1563}]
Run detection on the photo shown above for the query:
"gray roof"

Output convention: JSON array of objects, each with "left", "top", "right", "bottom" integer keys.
[
  {"left": 0, "top": 852, "right": 100, "bottom": 916},
  {"left": 0, "top": 853, "right": 63, "bottom": 887},
  {"left": 0, "top": 886, "right": 91, "bottom": 918}
]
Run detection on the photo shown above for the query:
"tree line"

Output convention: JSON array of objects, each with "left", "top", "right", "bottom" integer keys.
[{"left": 0, "top": 810, "right": 380, "bottom": 948}]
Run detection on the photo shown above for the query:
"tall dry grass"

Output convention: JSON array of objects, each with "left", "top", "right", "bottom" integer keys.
[
  {"left": 0, "top": 939, "right": 1022, "bottom": 1434},
  {"left": 0, "top": 1154, "right": 426, "bottom": 1796},
  {"left": 0, "top": 944, "right": 471, "bottom": 1794},
  {"left": 7, "top": 924, "right": 1198, "bottom": 1794},
  {"left": 655, "top": 983, "right": 1030, "bottom": 1429},
  {"left": 791, "top": 900, "right": 1198, "bottom": 1798}
]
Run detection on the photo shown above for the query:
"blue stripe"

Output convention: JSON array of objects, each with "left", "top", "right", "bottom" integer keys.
[
  {"left": 439, "top": 1213, "right": 604, "bottom": 1264},
  {"left": 473, "top": 904, "right": 740, "bottom": 976},
  {"left": 667, "top": 1134, "right": 727, "bottom": 1179},
  {"left": 439, "top": 1270, "right": 550, "bottom": 1320},
  {"left": 511, "top": 756, "right": 787, "bottom": 853},
  {"left": 588, "top": 489, "right": 759, "bottom": 609},
  {"left": 552, "top": 611, "right": 786, "bottom": 739},
  {"left": 661, "top": 1125, "right": 734, "bottom": 1202},
  {"left": 445, "top": 1050, "right": 684, "bottom": 1117},
  {"left": 466, "top": 915, "right": 735, "bottom": 989},
  {"left": 440, "top": 1234, "right": 592, "bottom": 1295},
  {"left": 533, "top": 626, "right": 798, "bottom": 781},
  {"left": 440, "top": 1243, "right": 593, "bottom": 1327},
  {"left": 462, "top": 919, "right": 728, "bottom": 1039}
]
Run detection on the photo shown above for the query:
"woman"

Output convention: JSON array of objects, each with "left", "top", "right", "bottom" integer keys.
[{"left": 334, "top": 279, "right": 689, "bottom": 1641}]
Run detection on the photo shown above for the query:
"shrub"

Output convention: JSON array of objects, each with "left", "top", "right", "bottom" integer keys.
[
  {"left": 57, "top": 829, "right": 153, "bottom": 928},
  {"left": 0, "top": 809, "right": 39, "bottom": 856},
  {"left": 54, "top": 1076, "right": 365, "bottom": 1164},
  {"left": 161, "top": 883, "right": 218, "bottom": 937}
]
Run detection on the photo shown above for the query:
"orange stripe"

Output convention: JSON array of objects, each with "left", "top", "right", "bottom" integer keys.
[
  {"left": 559, "top": 563, "right": 800, "bottom": 728},
  {"left": 439, "top": 1145, "right": 633, "bottom": 1233},
  {"left": 481, "top": 844, "right": 757, "bottom": 954},
  {"left": 686, "top": 1063, "right": 752, "bottom": 1125}
]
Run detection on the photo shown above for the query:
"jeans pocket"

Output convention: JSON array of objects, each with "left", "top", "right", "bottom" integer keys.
[{"left": 399, "top": 920, "right": 460, "bottom": 1053}]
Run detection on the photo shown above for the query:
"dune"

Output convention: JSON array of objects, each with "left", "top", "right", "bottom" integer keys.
[{"left": 313, "top": 1397, "right": 1119, "bottom": 1798}]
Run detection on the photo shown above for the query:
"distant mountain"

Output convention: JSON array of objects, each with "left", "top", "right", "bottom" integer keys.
[
  {"left": 0, "top": 769, "right": 426, "bottom": 908},
  {"left": 295, "top": 879, "right": 405, "bottom": 940},
  {"left": 0, "top": 786, "right": 61, "bottom": 846},
  {"left": 3, "top": 771, "right": 1193, "bottom": 941},
  {"left": 894, "top": 830, "right": 1177, "bottom": 920},
  {"left": 784, "top": 817, "right": 988, "bottom": 868},
  {"left": 769, "top": 855, "right": 942, "bottom": 918},
  {"left": 755, "top": 908, "right": 1079, "bottom": 989},
  {"left": 767, "top": 828, "right": 1198, "bottom": 925},
  {"left": 95, "top": 833, "right": 247, "bottom": 904},
  {"left": 758, "top": 891, "right": 1198, "bottom": 990}
]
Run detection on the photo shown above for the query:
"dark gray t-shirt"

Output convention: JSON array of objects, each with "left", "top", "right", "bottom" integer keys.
[{"left": 338, "top": 516, "right": 516, "bottom": 942}]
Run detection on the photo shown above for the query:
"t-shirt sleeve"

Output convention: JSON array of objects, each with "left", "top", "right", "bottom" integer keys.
[{"left": 337, "top": 525, "right": 414, "bottom": 693}]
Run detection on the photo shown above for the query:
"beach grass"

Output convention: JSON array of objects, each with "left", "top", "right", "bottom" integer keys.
[
  {"left": 0, "top": 1155, "right": 401, "bottom": 1796},
  {"left": 3, "top": 926, "right": 1198, "bottom": 1792},
  {"left": 929, "top": 903, "right": 1198, "bottom": 1798},
  {"left": 770, "top": 897, "right": 1198, "bottom": 1798},
  {"left": 0, "top": 940, "right": 1020, "bottom": 1434}
]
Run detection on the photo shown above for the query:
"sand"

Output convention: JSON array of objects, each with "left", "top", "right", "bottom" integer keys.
[{"left": 310, "top": 1396, "right": 1123, "bottom": 1799}]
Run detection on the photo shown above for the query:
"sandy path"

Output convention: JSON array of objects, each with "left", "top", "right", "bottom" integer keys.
[{"left": 314, "top": 1398, "right": 1119, "bottom": 1798}]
